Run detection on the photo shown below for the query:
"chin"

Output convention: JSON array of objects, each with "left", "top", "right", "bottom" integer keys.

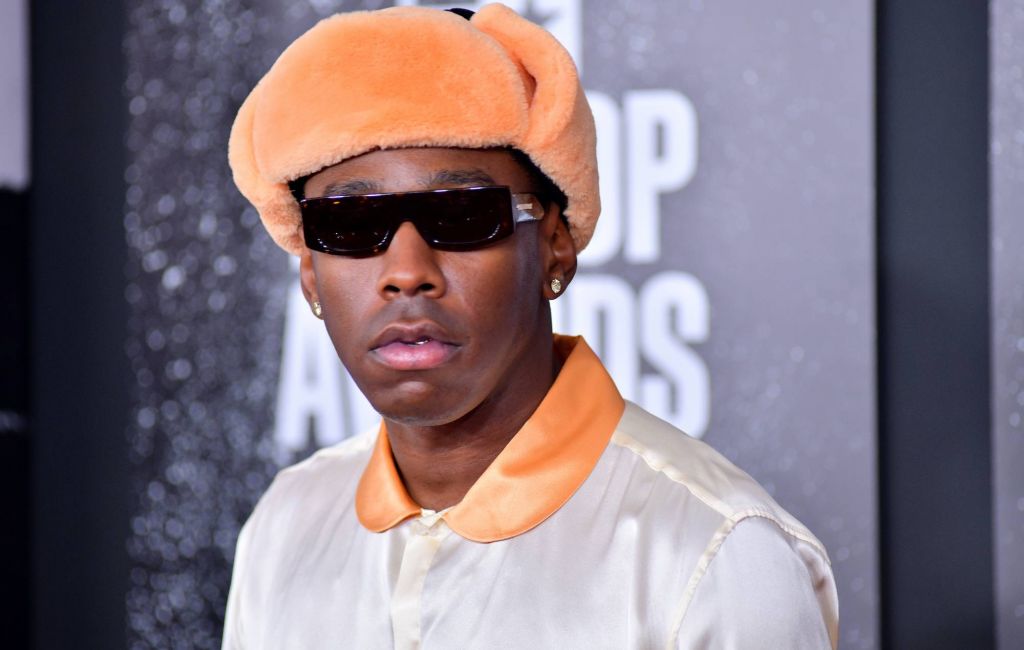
[{"left": 367, "top": 381, "right": 478, "bottom": 427}]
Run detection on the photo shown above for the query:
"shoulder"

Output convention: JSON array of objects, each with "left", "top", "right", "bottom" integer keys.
[
  {"left": 609, "top": 401, "right": 827, "bottom": 551},
  {"left": 672, "top": 516, "right": 839, "bottom": 648},
  {"left": 607, "top": 402, "right": 838, "bottom": 648},
  {"left": 224, "top": 428, "right": 379, "bottom": 647},
  {"left": 241, "top": 428, "right": 377, "bottom": 542},
  {"left": 269, "top": 426, "right": 377, "bottom": 488}
]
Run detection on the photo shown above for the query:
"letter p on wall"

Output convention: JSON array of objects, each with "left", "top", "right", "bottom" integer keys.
[{"left": 625, "top": 90, "right": 698, "bottom": 264}]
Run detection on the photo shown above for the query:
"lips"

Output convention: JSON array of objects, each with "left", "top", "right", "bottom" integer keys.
[{"left": 369, "top": 322, "right": 460, "bottom": 370}]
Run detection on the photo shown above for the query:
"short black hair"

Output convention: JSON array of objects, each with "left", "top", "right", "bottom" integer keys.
[{"left": 446, "top": 8, "right": 475, "bottom": 20}]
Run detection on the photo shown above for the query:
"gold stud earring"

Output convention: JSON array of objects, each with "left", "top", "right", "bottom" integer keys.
[
  {"left": 550, "top": 278, "right": 562, "bottom": 294},
  {"left": 311, "top": 300, "right": 323, "bottom": 319}
]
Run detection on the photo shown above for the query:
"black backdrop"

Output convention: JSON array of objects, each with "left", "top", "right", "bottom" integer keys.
[
  {"left": 12, "top": 0, "right": 994, "bottom": 648},
  {"left": 27, "top": 1, "right": 132, "bottom": 649},
  {"left": 876, "top": 1, "right": 993, "bottom": 647}
]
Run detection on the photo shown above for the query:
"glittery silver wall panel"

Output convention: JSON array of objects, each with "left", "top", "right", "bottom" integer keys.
[
  {"left": 124, "top": 1, "right": 877, "bottom": 647},
  {"left": 123, "top": 3, "right": 323, "bottom": 646},
  {"left": 993, "top": 1, "right": 1024, "bottom": 648}
]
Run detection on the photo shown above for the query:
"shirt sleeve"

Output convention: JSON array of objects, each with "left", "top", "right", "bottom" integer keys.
[
  {"left": 673, "top": 516, "right": 839, "bottom": 650},
  {"left": 221, "top": 516, "right": 255, "bottom": 650}
]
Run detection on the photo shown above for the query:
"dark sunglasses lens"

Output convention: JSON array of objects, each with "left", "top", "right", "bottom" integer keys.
[
  {"left": 302, "top": 197, "right": 392, "bottom": 256},
  {"left": 418, "top": 187, "right": 513, "bottom": 249},
  {"left": 301, "top": 187, "right": 517, "bottom": 256}
]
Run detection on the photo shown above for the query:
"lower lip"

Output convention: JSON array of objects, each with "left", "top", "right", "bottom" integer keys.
[{"left": 371, "top": 339, "right": 458, "bottom": 370}]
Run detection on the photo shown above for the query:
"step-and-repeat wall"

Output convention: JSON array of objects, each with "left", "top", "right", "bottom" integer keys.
[
  {"left": 993, "top": 1, "right": 1024, "bottom": 647},
  {"left": 122, "top": 1, "right": 876, "bottom": 647}
]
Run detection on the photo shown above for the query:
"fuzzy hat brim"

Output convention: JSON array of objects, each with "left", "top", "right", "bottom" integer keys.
[{"left": 227, "top": 3, "right": 599, "bottom": 256}]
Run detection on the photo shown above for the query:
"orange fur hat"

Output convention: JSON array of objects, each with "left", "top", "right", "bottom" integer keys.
[{"left": 227, "top": 3, "right": 600, "bottom": 256}]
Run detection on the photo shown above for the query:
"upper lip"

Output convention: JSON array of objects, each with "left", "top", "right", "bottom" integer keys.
[{"left": 370, "top": 321, "right": 459, "bottom": 350}]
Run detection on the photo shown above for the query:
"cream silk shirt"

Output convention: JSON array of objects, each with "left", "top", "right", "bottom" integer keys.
[{"left": 223, "top": 336, "right": 839, "bottom": 649}]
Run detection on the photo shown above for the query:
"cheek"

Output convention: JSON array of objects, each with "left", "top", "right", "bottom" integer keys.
[
  {"left": 312, "top": 257, "right": 378, "bottom": 341},
  {"left": 446, "top": 240, "right": 543, "bottom": 335},
  {"left": 502, "top": 231, "right": 545, "bottom": 304}
]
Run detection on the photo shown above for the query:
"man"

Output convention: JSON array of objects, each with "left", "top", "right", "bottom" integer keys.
[{"left": 224, "top": 5, "right": 839, "bottom": 649}]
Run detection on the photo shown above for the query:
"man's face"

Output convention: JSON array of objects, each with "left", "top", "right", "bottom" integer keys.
[{"left": 299, "top": 147, "right": 570, "bottom": 426}]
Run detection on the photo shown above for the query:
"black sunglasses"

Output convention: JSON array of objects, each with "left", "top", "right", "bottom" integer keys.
[{"left": 299, "top": 186, "right": 544, "bottom": 257}]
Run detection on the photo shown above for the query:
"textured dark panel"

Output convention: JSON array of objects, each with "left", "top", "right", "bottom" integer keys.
[
  {"left": 877, "top": 1, "right": 993, "bottom": 648},
  {"left": 30, "top": 1, "right": 131, "bottom": 649},
  {"left": 120, "top": 3, "right": 299, "bottom": 647}
]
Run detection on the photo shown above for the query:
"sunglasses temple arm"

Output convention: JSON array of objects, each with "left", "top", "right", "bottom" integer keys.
[{"left": 512, "top": 194, "right": 544, "bottom": 223}]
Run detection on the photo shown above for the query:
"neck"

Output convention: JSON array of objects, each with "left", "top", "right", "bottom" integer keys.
[{"left": 384, "top": 336, "right": 563, "bottom": 511}]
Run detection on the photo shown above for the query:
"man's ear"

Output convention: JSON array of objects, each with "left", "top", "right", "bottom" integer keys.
[
  {"left": 299, "top": 250, "right": 319, "bottom": 304},
  {"left": 540, "top": 205, "right": 578, "bottom": 299}
]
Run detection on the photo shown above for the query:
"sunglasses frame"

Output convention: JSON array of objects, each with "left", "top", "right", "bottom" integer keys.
[{"left": 299, "top": 186, "right": 544, "bottom": 257}]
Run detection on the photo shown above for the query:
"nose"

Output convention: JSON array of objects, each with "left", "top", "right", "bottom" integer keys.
[{"left": 377, "top": 221, "right": 447, "bottom": 299}]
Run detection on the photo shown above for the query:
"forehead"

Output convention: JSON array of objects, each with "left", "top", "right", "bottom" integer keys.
[{"left": 303, "top": 147, "right": 534, "bottom": 198}]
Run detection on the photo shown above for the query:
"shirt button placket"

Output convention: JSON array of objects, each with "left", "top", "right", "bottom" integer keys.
[{"left": 390, "top": 514, "right": 451, "bottom": 650}]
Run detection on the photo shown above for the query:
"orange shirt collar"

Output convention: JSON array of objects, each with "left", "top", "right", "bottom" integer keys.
[{"left": 355, "top": 335, "right": 625, "bottom": 542}]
